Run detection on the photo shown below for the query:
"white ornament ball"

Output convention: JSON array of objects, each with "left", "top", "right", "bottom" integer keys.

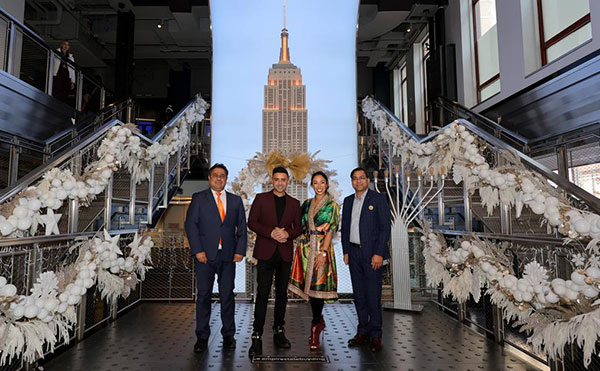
[
  {"left": 0, "top": 276, "right": 7, "bottom": 288},
  {"left": 12, "top": 305, "right": 25, "bottom": 319},
  {"left": 78, "top": 270, "right": 90, "bottom": 279},
  {"left": 0, "top": 221, "right": 14, "bottom": 236},
  {"left": 571, "top": 272, "right": 587, "bottom": 285},
  {"left": 24, "top": 304, "right": 39, "bottom": 319},
  {"left": 545, "top": 197, "right": 559, "bottom": 207},
  {"left": 0, "top": 284, "right": 17, "bottom": 297},
  {"left": 57, "top": 303, "right": 68, "bottom": 314},
  {"left": 573, "top": 219, "right": 591, "bottom": 234},
  {"left": 44, "top": 298, "right": 59, "bottom": 311},
  {"left": 583, "top": 287, "right": 599, "bottom": 298},
  {"left": 13, "top": 206, "right": 28, "bottom": 219},
  {"left": 67, "top": 295, "right": 79, "bottom": 305},
  {"left": 530, "top": 202, "right": 546, "bottom": 215},
  {"left": 62, "top": 181, "right": 74, "bottom": 191},
  {"left": 566, "top": 289, "right": 579, "bottom": 301},
  {"left": 586, "top": 267, "right": 600, "bottom": 279},
  {"left": 37, "top": 308, "right": 49, "bottom": 320},
  {"left": 110, "top": 266, "right": 120, "bottom": 274},
  {"left": 59, "top": 292, "right": 69, "bottom": 303},
  {"left": 522, "top": 292, "right": 533, "bottom": 302},
  {"left": 56, "top": 189, "right": 68, "bottom": 200},
  {"left": 16, "top": 218, "right": 31, "bottom": 231},
  {"left": 545, "top": 292, "right": 560, "bottom": 303}
]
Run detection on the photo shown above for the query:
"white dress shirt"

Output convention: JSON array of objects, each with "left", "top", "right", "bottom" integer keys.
[
  {"left": 210, "top": 188, "right": 226, "bottom": 250},
  {"left": 349, "top": 191, "right": 366, "bottom": 245}
]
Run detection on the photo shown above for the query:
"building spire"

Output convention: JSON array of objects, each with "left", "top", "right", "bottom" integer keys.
[
  {"left": 283, "top": 0, "right": 286, "bottom": 29},
  {"left": 279, "top": 0, "right": 290, "bottom": 63}
]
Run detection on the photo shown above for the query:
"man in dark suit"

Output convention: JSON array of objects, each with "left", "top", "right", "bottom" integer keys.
[
  {"left": 341, "top": 167, "right": 391, "bottom": 352},
  {"left": 247, "top": 167, "right": 302, "bottom": 357},
  {"left": 184, "top": 163, "right": 247, "bottom": 353}
]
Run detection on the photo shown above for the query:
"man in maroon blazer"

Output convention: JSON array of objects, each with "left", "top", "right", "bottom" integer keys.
[{"left": 247, "top": 167, "right": 303, "bottom": 357}]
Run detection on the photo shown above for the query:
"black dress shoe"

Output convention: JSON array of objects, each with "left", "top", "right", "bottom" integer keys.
[
  {"left": 194, "top": 338, "right": 208, "bottom": 353},
  {"left": 248, "top": 332, "right": 263, "bottom": 357},
  {"left": 273, "top": 326, "right": 291, "bottom": 348},
  {"left": 348, "top": 334, "right": 370, "bottom": 347},
  {"left": 223, "top": 335, "right": 236, "bottom": 349}
]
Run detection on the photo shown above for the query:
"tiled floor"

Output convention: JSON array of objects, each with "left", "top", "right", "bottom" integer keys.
[{"left": 42, "top": 302, "right": 542, "bottom": 370}]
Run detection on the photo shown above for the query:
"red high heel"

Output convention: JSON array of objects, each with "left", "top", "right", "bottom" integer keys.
[{"left": 309, "top": 316, "right": 326, "bottom": 350}]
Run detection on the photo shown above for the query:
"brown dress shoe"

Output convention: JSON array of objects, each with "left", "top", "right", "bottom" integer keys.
[
  {"left": 347, "top": 334, "right": 370, "bottom": 347},
  {"left": 369, "top": 337, "right": 383, "bottom": 352}
]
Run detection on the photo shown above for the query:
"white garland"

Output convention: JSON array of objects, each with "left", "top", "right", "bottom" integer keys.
[
  {"left": 362, "top": 96, "right": 599, "bottom": 241},
  {"left": 0, "top": 96, "right": 209, "bottom": 239},
  {"left": 422, "top": 229, "right": 600, "bottom": 367},
  {"left": 362, "top": 96, "right": 600, "bottom": 367},
  {"left": 0, "top": 96, "right": 208, "bottom": 365},
  {"left": 0, "top": 229, "right": 153, "bottom": 366}
]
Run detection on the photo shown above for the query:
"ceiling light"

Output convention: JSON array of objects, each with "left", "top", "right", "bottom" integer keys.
[{"left": 157, "top": 20, "right": 164, "bottom": 29}]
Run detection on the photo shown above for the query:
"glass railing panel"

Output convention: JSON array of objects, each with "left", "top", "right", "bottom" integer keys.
[{"left": 14, "top": 29, "right": 49, "bottom": 93}]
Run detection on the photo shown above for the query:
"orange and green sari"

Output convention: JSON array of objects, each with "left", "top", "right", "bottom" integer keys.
[{"left": 289, "top": 195, "right": 340, "bottom": 301}]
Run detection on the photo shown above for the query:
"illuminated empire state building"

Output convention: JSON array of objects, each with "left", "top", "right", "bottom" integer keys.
[{"left": 262, "top": 15, "right": 308, "bottom": 200}]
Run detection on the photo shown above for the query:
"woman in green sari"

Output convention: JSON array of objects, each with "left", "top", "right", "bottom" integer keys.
[{"left": 289, "top": 171, "right": 340, "bottom": 350}]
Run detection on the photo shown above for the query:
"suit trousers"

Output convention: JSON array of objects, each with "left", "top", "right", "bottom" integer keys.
[
  {"left": 252, "top": 248, "right": 291, "bottom": 334},
  {"left": 195, "top": 250, "right": 236, "bottom": 340},
  {"left": 348, "top": 244, "right": 383, "bottom": 338}
]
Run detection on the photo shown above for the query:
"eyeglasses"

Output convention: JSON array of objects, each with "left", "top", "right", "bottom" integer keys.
[{"left": 351, "top": 176, "right": 368, "bottom": 181}]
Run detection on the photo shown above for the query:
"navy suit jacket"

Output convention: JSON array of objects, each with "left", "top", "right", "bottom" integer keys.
[
  {"left": 184, "top": 189, "right": 247, "bottom": 261},
  {"left": 341, "top": 188, "right": 391, "bottom": 260}
]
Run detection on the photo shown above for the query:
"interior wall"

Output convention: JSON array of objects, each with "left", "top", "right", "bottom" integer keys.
[{"left": 472, "top": 0, "right": 600, "bottom": 112}]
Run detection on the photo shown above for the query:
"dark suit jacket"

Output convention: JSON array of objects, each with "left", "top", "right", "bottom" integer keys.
[
  {"left": 184, "top": 189, "right": 247, "bottom": 261},
  {"left": 341, "top": 188, "right": 391, "bottom": 260},
  {"left": 247, "top": 190, "right": 302, "bottom": 262}
]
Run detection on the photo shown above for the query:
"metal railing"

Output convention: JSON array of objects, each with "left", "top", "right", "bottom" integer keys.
[
  {"left": 361, "top": 96, "right": 600, "bottom": 368},
  {"left": 0, "top": 99, "right": 135, "bottom": 191},
  {"left": 0, "top": 6, "right": 110, "bottom": 111},
  {"left": 0, "top": 96, "right": 207, "bottom": 369}
]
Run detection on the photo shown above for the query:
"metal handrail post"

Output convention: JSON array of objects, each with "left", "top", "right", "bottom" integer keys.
[
  {"left": 162, "top": 157, "right": 169, "bottom": 208},
  {"left": 46, "top": 50, "right": 54, "bottom": 95},
  {"left": 8, "top": 137, "right": 20, "bottom": 186},
  {"left": 67, "top": 154, "right": 81, "bottom": 233},
  {"left": 100, "top": 87, "right": 106, "bottom": 109},
  {"left": 176, "top": 149, "right": 182, "bottom": 187},
  {"left": 75, "top": 71, "right": 83, "bottom": 111},
  {"left": 147, "top": 164, "right": 154, "bottom": 224},
  {"left": 6, "top": 21, "right": 15, "bottom": 75},
  {"left": 104, "top": 175, "right": 113, "bottom": 231},
  {"left": 129, "top": 176, "right": 136, "bottom": 225}
]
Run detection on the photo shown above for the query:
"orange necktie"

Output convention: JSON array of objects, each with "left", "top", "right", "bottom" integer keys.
[
  {"left": 217, "top": 192, "right": 225, "bottom": 247},
  {"left": 216, "top": 192, "right": 225, "bottom": 222}
]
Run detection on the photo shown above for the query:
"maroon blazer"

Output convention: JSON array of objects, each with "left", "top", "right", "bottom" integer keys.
[{"left": 247, "top": 190, "right": 303, "bottom": 262}]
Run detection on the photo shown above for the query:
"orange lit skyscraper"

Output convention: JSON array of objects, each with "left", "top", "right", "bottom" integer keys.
[{"left": 262, "top": 11, "right": 307, "bottom": 200}]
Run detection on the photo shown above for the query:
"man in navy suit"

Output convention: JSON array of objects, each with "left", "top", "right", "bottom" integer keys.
[
  {"left": 341, "top": 167, "right": 391, "bottom": 352},
  {"left": 185, "top": 163, "right": 247, "bottom": 353}
]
